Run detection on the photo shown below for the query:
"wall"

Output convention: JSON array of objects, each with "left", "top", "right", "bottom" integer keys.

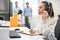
[
  {"left": 48, "top": 0, "right": 60, "bottom": 16},
  {"left": 0, "top": 0, "right": 9, "bottom": 20}
]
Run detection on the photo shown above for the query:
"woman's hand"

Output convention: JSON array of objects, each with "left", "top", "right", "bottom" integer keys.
[
  {"left": 29, "top": 29, "right": 36, "bottom": 34},
  {"left": 42, "top": 11, "right": 49, "bottom": 23},
  {"left": 42, "top": 11, "right": 49, "bottom": 20}
]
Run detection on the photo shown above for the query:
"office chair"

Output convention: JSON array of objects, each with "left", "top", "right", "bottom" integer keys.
[
  {"left": 58, "top": 15, "right": 60, "bottom": 19},
  {"left": 54, "top": 19, "right": 60, "bottom": 40}
]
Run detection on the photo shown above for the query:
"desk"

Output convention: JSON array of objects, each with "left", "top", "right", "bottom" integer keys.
[
  {"left": 0, "top": 28, "right": 9, "bottom": 40},
  {"left": 9, "top": 27, "right": 45, "bottom": 40},
  {"left": 0, "top": 20, "right": 10, "bottom": 27},
  {"left": 9, "top": 33, "right": 45, "bottom": 40}
]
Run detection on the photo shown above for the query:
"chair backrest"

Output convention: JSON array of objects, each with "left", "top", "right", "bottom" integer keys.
[
  {"left": 54, "top": 19, "right": 60, "bottom": 39},
  {"left": 58, "top": 15, "right": 60, "bottom": 19},
  {"left": 10, "top": 13, "right": 19, "bottom": 27}
]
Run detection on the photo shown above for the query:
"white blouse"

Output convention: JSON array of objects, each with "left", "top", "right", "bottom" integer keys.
[
  {"left": 18, "top": 14, "right": 25, "bottom": 25},
  {"left": 30, "top": 15, "right": 58, "bottom": 34}
]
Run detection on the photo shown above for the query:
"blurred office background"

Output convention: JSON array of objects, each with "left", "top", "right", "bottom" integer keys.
[
  {"left": 0, "top": 0, "right": 9, "bottom": 20},
  {"left": 0, "top": 0, "right": 60, "bottom": 20},
  {"left": 10, "top": 0, "right": 38, "bottom": 16},
  {"left": 10, "top": 0, "right": 60, "bottom": 18}
]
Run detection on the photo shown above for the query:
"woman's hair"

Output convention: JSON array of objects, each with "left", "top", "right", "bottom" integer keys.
[
  {"left": 26, "top": 2, "right": 29, "bottom": 4},
  {"left": 15, "top": 2, "right": 18, "bottom": 3},
  {"left": 18, "top": 10, "right": 22, "bottom": 15},
  {"left": 41, "top": 1, "right": 54, "bottom": 17}
]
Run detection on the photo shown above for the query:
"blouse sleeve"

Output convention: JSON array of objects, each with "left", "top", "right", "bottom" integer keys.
[
  {"left": 18, "top": 15, "right": 22, "bottom": 24},
  {"left": 41, "top": 17, "right": 58, "bottom": 34},
  {"left": 48, "top": 17, "right": 58, "bottom": 33},
  {"left": 29, "top": 16, "right": 43, "bottom": 34}
]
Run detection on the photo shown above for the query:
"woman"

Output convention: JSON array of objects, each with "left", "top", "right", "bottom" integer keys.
[
  {"left": 29, "top": 1, "right": 58, "bottom": 35},
  {"left": 18, "top": 10, "right": 25, "bottom": 27}
]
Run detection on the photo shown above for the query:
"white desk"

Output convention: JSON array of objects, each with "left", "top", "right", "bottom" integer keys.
[
  {"left": 0, "top": 29, "right": 9, "bottom": 40},
  {"left": 9, "top": 33, "right": 45, "bottom": 40},
  {"left": 0, "top": 20, "right": 10, "bottom": 27},
  {"left": 9, "top": 27, "right": 45, "bottom": 40}
]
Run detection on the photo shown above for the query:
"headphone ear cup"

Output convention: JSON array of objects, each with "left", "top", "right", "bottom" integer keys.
[
  {"left": 47, "top": 6, "right": 50, "bottom": 13},
  {"left": 45, "top": 6, "right": 50, "bottom": 13}
]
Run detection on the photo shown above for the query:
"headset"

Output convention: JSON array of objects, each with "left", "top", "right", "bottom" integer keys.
[{"left": 45, "top": 2, "right": 50, "bottom": 13}]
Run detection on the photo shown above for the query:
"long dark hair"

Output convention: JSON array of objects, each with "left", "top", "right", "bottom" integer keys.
[
  {"left": 41, "top": 1, "right": 54, "bottom": 17},
  {"left": 18, "top": 10, "right": 22, "bottom": 15}
]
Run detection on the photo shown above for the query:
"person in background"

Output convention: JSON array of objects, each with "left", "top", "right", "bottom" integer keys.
[
  {"left": 23, "top": 2, "right": 32, "bottom": 29},
  {"left": 18, "top": 10, "right": 25, "bottom": 27},
  {"left": 29, "top": 1, "right": 58, "bottom": 35},
  {"left": 13, "top": 2, "right": 20, "bottom": 13}
]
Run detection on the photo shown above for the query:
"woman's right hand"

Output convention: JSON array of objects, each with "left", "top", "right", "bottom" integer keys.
[
  {"left": 42, "top": 11, "right": 49, "bottom": 20},
  {"left": 42, "top": 11, "right": 49, "bottom": 24},
  {"left": 29, "top": 29, "right": 36, "bottom": 34}
]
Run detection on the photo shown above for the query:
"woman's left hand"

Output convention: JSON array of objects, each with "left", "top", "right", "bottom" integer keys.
[{"left": 29, "top": 29, "right": 36, "bottom": 34}]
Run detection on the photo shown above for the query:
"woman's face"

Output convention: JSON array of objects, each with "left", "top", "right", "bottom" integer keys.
[
  {"left": 38, "top": 3, "right": 49, "bottom": 19},
  {"left": 38, "top": 3, "right": 45, "bottom": 14}
]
